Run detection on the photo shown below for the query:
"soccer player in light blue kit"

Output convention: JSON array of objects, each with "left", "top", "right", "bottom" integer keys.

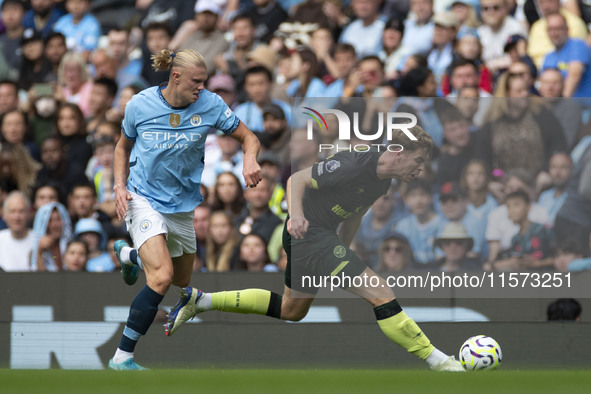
[{"left": 108, "top": 48, "right": 262, "bottom": 370}]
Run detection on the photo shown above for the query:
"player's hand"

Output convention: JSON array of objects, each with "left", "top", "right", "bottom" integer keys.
[
  {"left": 287, "top": 216, "right": 309, "bottom": 239},
  {"left": 243, "top": 155, "right": 262, "bottom": 188},
  {"left": 114, "top": 184, "right": 132, "bottom": 221}
]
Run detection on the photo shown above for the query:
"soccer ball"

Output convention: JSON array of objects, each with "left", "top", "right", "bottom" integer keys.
[{"left": 459, "top": 335, "right": 502, "bottom": 371}]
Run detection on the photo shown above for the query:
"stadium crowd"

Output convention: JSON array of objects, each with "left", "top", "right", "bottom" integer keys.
[{"left": 0, "top": 0, "right": 590, "bottom": 274}]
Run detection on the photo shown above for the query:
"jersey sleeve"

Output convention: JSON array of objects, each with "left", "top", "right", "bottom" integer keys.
[
  {"left": 213, "top": 94, "right": 240, "bottom": 135},
  {"left": 121, "top": 97, "right": 138, "bottom": 141},
  {"left": 311, "top": 152, "right": 360, "bottom": 190}
]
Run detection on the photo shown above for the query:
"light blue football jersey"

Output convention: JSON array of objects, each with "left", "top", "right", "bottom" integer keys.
[{"left": 122, "top": 85, "right": 240, "bottom": 213}]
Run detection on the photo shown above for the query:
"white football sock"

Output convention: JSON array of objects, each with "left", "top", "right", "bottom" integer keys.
[
  {"left": 196, "top": 292, "right": 212, "bottom": 310},
  {"left": 113, "top": 348, "right": 134, "bottom": 364},
  {"left": 425, "top": 348, "right": 449, "bottom": 367},
  {"left": 118, "top": 247, "right": 133, "bottom": 265}
]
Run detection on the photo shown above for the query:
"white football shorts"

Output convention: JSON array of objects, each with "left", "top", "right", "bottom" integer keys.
[{"left": 126, "top": 191, "right": 196, "bottom": 258}]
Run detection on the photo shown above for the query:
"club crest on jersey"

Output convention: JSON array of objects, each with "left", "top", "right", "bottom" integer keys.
[
  {"left": 140, "top": 219, "right": 152, "bottom": 232},
  {"left": 326, "top": 160, "right": 340, "bottom": 172},
  {"left": 190, "top": 114, "right": 202, "bottom": 126},
  {"left": 169, "top": 113, "right": 181, "bottom": 128},
  {"left": 333, "top": 245, "right": 346, "bottom": 258}
]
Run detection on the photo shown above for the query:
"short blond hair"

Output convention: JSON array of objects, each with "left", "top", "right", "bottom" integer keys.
[{"left": 152, "top": 49, "right": 207, "bottom": 73}]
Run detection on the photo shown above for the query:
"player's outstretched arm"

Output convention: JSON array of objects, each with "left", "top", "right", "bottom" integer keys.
[
  {"left": 286, "top": 167, "right": 313, "bottom": 239},
  {"left": 113, "top": 132, "right": 135, "bottom": 221},
  {"left": 230, "top": 121, "right": 262, "bottom": 188}
]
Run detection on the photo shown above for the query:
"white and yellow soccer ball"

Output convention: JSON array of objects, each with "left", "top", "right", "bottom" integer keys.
[{"left": 459, "top": 335, "right": 502, "bottom": 371}]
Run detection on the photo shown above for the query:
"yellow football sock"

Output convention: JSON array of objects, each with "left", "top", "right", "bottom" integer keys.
[
  {"left": 211, "top": 289, "right": 275, "bottom": 315},
  {"left": 377, "top": 311, "right": 435, "bottom": 360}
]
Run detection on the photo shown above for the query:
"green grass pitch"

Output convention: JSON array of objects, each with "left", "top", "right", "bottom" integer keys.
[{"left": 1, "top": 369, "right": 590, "bottom": 394}]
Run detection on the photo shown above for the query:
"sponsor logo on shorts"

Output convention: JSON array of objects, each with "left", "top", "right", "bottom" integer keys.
[
  {"left": 190, "top": 114, "right": 202, "bottom": 126},
  {"left": 333, "top": 245, "right": 346, "bottom": 258},
  {"left": 326, "top": 160, "right": 340, "bottom": 173},
  {"left": 140, "top": 219, "right": 152, "bottom": 232}
]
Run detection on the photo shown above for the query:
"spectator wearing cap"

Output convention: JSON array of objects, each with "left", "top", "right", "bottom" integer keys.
[
  {"left": 0, "top": 0, "right": 25, "bottom": 73},
  {"left": 18, "top": 28, "right": 55, "bottom": 91},
  {"left": 477, "top": 0, "right": 528, "bottom": 74},
  {"left": 449, "top": 0, "right": 479, "bottom": 29},
  {"left": 402, "top": 0, "right": 435, "bottom": 57},
  {"left": 208, "top": 74, "right": 238, "bottom": 109},
  {"left": 74, "top": 218, "right": 115, "bottom": 272},
  {"left": 437, "top": 181, "right": 487, "bottom": 260},
  {"left": 244, "top": 0, "right": 288, "bottom": 44},
  {"left": 53, "top": 0, "right": 101, "bottom": 60},
  {"left": 378, "top": 18, "right": 412, "bottom": 80},
  {"left": 528, "top": 0, "right": 587, "bottom": 70},
  {"left": 428, "top": 12, "right": 458, "bottom": 85},
  {"left": 246, "top": 44, "right": 278, "bottom": 76},
  {"left": 430, "top": 222, "right": 481, "bottom": 271},
  {"left": 339, "top": 0, "right": 385, "bottom": 58},
  {"left": 234, "top": 66, "right": 292, "bottom": 133},
  {"left": 542, "top": 13, "right": 591, "bottom": 100},
  {"left": 353, "top": 185, "right": 408, "bottom": 269},
  {"left": 259, "top": 104, "right": 290, "bottom": 166},
  {"left": 22, "top": 0, "right": 65, "bottom": 40},
  {"left": 175, "top": 0, "right": 230, "bottom": 76},
  {"left": 503, "top": 34, "right": 535, "bottom": 73},
  {"left": 376, "top": 231, "right": 415, "bottom": 272}
]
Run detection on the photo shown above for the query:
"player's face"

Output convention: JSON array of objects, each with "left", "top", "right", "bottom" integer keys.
[
  {"left": 394, "top": 149, "right": 428, "bottom": 182},
  {"left": 175, "top": 65, "right": 207, "bottom": 104}
]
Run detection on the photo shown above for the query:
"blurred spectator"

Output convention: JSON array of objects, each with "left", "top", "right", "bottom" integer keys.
[
  {"left": 438, "top": 181, "right": 487, "bottom": 259},
  {"left": 376, "top": 231, "right": 414, "bottom": 272},
  {"left": 445, "top": 58, "right": 491, "bottom": 98},
  {"left": 137, "top": 0, "right": 196, "bottom": 33},
  {"left": 428, "top": 12, "right": 458, "bottom": 85},
  {"left": 202, "top": 132, "right": 245, "bottom": 189},
  {"left": 258, "top": 104, "right": 290, "bottom": 166},
  {"left": 0, "top": 80, "right": 19, "bottom": 115},
  {"left": 291, "top": 0, "right": 351, "bottom": 35},
  {"left": 57, "top": 51, "right": 93, "bottom": 116},
  {"left": 193, "top": 204, "right": 212, "bottom": 271},
  {"left": 290, "top": 127, "right": 320, "bottom": 172},
  {"left": 0, "top": 143, "right": 40, "bottom": 199},
  {"left": 175, "top": 1, "right": 229, "bottom": 76},
  {"left": 553, "top": 238, "right": 588, "bottom": 272},
  {"left": 528, "top": 0, "right": 587, "bottom": 70},
  {"left": 485, "top": 168, "right": 551, "bottom": 266},
  {"left": 105, "top": 84, "right": 142, "bottom": 124},
  {"left": 36, "top": 136, "right": 89, "bottom": 200},
  {"left": 497, "top": 60, "right": 538, "bottom": 97},
  {"left": 449, "top": 0, "right": 478, "bottom": 29},
  {"left": 0, "top": 0, "right": 26, "bottom": 73},
  {"left": 396, "top": 179, "right": 447, "bottom": 264},
  {"left": 402, "top": 0, "right": 434, "bottom": 56},
  {"left": 286, "top": 47, "right": 327, "bottom": 99},
  {"left": 73, "top": 217, "right": 114, "bottom": 272},
  {"left": 542, "top": 13, "right": 591, "bottom": 99},
  {"left": 460, "top": 159, "right": 498, "bottom": 236},
  {"left": 68, "top": 182, "right": 113, "bottom": 231},
  {"left": 55, "top": 102, "right": 93, "bottom": 169},
  {"left": 206, "top": 210, "right": 240, "bottom": 272},
  {"left": 475, "top": 74, "right": 566, "bottom": 177},
  {"left": 547, "top": 298, "right": 582, "bottom": 321},
  {"left": 353, "top": 184, "right": 400, "bottom": 268},
  {"left": 1, "top": 108, "right": 40, "bottom": 160},
  {"left": 431, "top": 222, "right": 481, "bottom": 271},
  {"left": 435, "top": 107, "right": 476, "bottom": 187},
  {"left": 44, "top": 32, "right": 68, "bottom": 77},
  {"left": 32, "top": 181, "right": 60, "bottom": 212},
  {"left": 538, "top": 152, "right": 573, "bottom": 225},
  {"left": 554, "top": 131, "right": 591, "bottom": 256},
  {"left": 22, "top": 0, "right": 65, "bottom": 39},
  {"left": 478, "top": 0, "right": 528, "bottom": 74},
  {"left": 87, "top": 77, "right": 118, "bottom": 134},
  {"left": 141, "top": 23, "right": 173, "bottom": 87},
  {"left": 236, "top": 233, "right": 277, "bottom": 271},
  {"left": 493, "top": 189, "right": 555, "bottom": 270},
  {"left": 308, "top": 27, "right": 337, "bottom": 82},
  {"left": 107, "top": 27, "right": 145, "bottom": 95},
  {"left": 90, "top": 48, "right": 118, "bottom": 80},
  {"left": 18, "top": 28, "right": 55, "bottom": 91},
  {"left": 63, "top": 239, "right": 88, "bottom": 271},
  {"left": 454, "top": 85, "right": 480, "bottom": 126},
  {"left": 53, "top": 0, "right": 101, "bottom": 59},
  {"left": 85, "top": 120, "right": 121, "bottom": 178},
  {"left": 257, "top": 151, "right": 287, "bottom": 218},
  {"left": 245, "top": 0, "right": 288, "bottom": 44},
  {"left": 503, "top": 34, "right": 536, "bottom": 80},
  {"left": 538, "top": 69, "right": 582, "bottom": 150},
  {"left": 211, "top": 171, "right": 246, "bottom": 220},
  {"left": 339, "top": 0, "right": 384, "bottom": 58},
  {"left": 0, "top": 191, "right": 35, "bottom": 271},
  {"left": 237, "top": 174, "right": 282, "bottom": 243},
  {"left": 91, "top": 135, "right": 117, "bottom": 219},
  {"left": 235, "top": 66, "right": 291, "bottom": 133},
  {"left": 378, "top": 18, "right": 411, "bottom": 80},
  {"left": 207, "top": 74, "right": 238, "bottom": 109},
  {"left": 31, "top": 201, "right": 72, "bottom": 271}
]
